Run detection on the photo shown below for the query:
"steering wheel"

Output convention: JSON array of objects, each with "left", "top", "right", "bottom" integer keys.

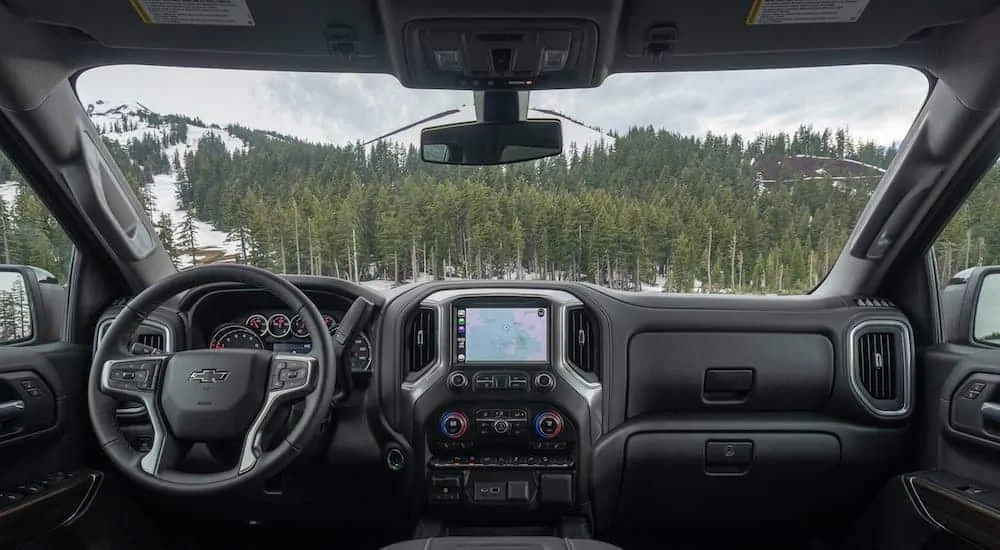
[{"left": 88, "top": 264, "right": 336, "bottom": 495}]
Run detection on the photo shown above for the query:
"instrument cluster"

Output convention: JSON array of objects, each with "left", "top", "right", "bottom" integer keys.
[{"left": 208, "top": 311, "right": 373, "bottom": 372}]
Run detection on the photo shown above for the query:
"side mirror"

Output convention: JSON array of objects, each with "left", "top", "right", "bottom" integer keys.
[
  {"left": 974, "top": 270, "right": 1000, "bottom": 345},
  {"left": 0, "top": 265, "right": 42, "bottom": 346}
]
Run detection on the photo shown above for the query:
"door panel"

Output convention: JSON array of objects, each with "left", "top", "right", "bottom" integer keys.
[
  {"left": 0, "top": 342, "right": 102, "bottom": 548},
  {"left": 905, "top": 345, "right": 1000, "bottom": 549}
]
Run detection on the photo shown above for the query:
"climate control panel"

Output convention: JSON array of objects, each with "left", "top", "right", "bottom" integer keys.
[{"left": 429, "top": 404, "right": 574, "bottom": 453}]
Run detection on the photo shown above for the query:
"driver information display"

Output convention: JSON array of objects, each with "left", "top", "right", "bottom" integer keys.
[{"left": 460, "top": 307, "right": 547, "bottom": 362}]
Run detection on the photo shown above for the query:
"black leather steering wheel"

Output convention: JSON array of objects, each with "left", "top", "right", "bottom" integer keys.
[{"left": 88, "top": 264, "right": 336, "bottom": 495}]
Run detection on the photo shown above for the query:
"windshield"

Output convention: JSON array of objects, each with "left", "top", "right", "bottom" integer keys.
[{"left": 72, "top": 65, "right": 927, "bottom": 294}]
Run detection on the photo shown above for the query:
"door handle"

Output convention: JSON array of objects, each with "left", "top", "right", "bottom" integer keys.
[
  {"left": 0, "top": 400, "right": 25, "bottom": 422},
  {"left": 981, "top": 401, "right": 1000, "bottom": 424}
]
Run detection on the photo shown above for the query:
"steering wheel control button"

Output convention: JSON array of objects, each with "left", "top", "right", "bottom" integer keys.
[
  {"left": 440, "top": 410, "right": 469, "bottom": 440},
  {"left": 108, "top": 360, "right": 160, "bottom": 392},
  {"left": 447, "top": 371, "right": 470, "bottom": 392},
  {"left": 534, "top": 372, "right": 555, "bottom": 392},
  {"left": 534, "top": 410, "right": 564, "bottom": 439}
]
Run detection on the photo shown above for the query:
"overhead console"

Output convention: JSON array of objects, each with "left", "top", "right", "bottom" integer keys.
[{"left": 402, "top": 19, "right": 600, "bottom": 90}]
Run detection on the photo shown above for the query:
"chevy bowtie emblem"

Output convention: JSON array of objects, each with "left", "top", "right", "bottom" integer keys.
[{"left": 188, "top": 369, "right": 230, "bottom": 383}]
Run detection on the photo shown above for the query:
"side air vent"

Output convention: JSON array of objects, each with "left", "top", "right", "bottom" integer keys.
[
  {"left": 566, "top": 307, "right": 599, "bottom": 375},
  {"left": 136, "top": 332, "right": 164, "bottom": 352},
  {"left": 849, "top": 320, "right": 912, "bottom": 417},
  {"left": 404, "top": 307, "right": 437, "bottom": 373},
  {"left": 95, "top": 318, "right": 172, "bottom": 353},
  {"left": 854, "top": 297, "right": 895, "bottom": 308}
]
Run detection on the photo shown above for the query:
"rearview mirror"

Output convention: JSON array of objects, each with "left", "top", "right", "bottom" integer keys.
[{"left": 421, "top": 120, "right": 562, "bottom": 166}]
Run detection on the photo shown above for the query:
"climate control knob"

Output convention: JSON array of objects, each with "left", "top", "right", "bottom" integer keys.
[
  {"left": 447, "top": 371, "right": 470, "bottom": 392},
  {"left": 534, "top": 372, "right": 556, "bottom": 392},
  {"left": 440, "top": 411, "right": 469, "bottom": 440},
  {"left": 534, "top": 410, "right": 564, "bottom": 439}
]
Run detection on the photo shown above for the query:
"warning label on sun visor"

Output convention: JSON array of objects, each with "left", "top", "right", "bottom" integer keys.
[
  {"left": 129, "top": 0, "right": 256, "bottom": 26},
  {"left": 746, "top": 0, "right": 870, "bottom": 25}
]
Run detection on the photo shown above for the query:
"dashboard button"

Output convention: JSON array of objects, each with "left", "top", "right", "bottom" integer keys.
[
  {"left": 534, "top": 410, "right": 564, "bottom": 439},
  {"left": 440, "top": 411, "right": 469, "bottom": 440},
  {"left": 447, "top": 371, "right": 470, "bottom": 391},
  {"left": 534, "top": 372, "right": 555, "bottom": 391},
  {"left": 493, "top": 419, "right": 510, "bottom": 434}
]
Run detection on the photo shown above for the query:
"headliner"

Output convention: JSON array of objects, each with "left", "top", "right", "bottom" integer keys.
[{"left": 1, "top": 0, "right": 998, "bottom": 83}]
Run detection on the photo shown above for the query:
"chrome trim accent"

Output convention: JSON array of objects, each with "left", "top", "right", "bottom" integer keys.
[
  {"left": 57, "top": 472, "right": 104, "bottom": 529},
  {"left": 847, "top": 319, "right": 914, "bottom": 418},
  {"left": 96, "top": 317, "right": 174, "bottom": 419},
  {"left": 99, "top": 356, "right": 170, "bottom": 474},
  {"left": 238, "top": 354, "right": 318, "bottom": 474},
  {"left": 95, "top": 317, "right": 175, "bottom": 353},
  {"left": 903, "top": 475, "right": 947, "bottom": 531},
  {"left": 400, "top": 288, "right": 603, "bottom": 439}
]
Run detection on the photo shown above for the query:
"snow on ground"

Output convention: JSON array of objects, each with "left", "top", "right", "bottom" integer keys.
[
  {"left": 82, "top": 102, "right": 664, "bottom": 292},
  {"left": 89, "top": 102, "right": 245, "bottom": 267}
]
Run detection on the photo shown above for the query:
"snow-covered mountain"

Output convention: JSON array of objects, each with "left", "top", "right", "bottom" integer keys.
[
  {"left": 89, "top": 101, "right": 246, "bottom": 266},
  {"left": 83, "top": 100, "right": 616, "bottom": 273}
]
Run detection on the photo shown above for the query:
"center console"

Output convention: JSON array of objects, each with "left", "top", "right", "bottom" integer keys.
[{"left": 400, "top": 289, "right": 601, "bottom": 527}]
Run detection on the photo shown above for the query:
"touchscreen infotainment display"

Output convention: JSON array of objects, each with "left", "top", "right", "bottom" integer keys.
[{"left": 457, "top": 307, "right": 548, "bottom": 363}]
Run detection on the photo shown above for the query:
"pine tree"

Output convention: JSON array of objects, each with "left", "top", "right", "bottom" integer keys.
[{"left": 177, "top": 207, "right": 199, "bottom": 266}]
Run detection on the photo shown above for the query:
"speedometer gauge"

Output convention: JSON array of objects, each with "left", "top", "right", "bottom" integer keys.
[
  {"left": 210, "top": 325, "right": 264, "bottom": 350},
  {"left": 290, "top": 315, "right": 309, "bottom": 338},
  {"left": 245, "top": 313, "right": 268, "bottom": 337},
  {"left": 268, "top": 313, "right": 291, "bottom": 338}
]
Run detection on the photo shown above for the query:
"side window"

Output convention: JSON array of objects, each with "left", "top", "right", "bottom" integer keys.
[
  {"left": 932, "top": 170, "right": 1000, "bottom": 288},
  {"left": 0, "top": 151, "right": 73, "bottom": 345}
]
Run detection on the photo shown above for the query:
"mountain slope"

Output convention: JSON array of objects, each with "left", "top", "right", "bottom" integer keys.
[{"left": 81, "top": 101, "right": 908, "bottom": 294}]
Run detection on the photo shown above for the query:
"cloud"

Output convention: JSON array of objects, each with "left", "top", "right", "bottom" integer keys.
[{"left": 76, "top": 64, "right": 927, "bottom": 146}]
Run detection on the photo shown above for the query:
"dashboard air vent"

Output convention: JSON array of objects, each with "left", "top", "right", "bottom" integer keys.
[
  {"left": 136, "top": 332, "right": 164, "bottom": 352},
  {"left": 857, "top": 331, "right": 898, "bottom": 400},
  {"left": 404, "top": 307, "right": 437, "bottom": 373},
  {"left": 850, "top": 320, "right": 912, "bottom": 417},
  {"left": 566, "top": 307, "right": 598, "bottom": 374}
]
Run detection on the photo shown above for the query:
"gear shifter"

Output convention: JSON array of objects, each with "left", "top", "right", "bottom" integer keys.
[{"left": 332, "top": 296, "right": 375, "bottom": 401}]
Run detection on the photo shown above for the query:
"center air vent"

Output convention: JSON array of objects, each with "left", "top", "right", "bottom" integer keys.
[
  {"left": 850, "top": 320, "right": 912, "bottom": 417},
  {"left": 404, "top": 307, "right": 437, "bottom": 373},
  {"left": 566, "top": 307, "right": 598, "bottom": 375}
]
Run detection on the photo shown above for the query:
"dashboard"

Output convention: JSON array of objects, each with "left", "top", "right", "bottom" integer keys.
[
  {"left": 206, "top": 309, "right": 372, "bottom": 372},
  {"left": 185, "top": 285, "right": 375, "bottom": 373},
  {"left": 96, "top": 275, "right": 919, "bottom": 541}
]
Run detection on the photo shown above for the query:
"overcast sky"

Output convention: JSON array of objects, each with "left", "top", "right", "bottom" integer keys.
[{"left": 76, "top": 64, "right": 928, "bottom": 147}]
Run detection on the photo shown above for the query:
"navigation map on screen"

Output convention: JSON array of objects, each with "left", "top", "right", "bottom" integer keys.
[{"left": 462, "top": 307, "right": 547, "bottom": 362}]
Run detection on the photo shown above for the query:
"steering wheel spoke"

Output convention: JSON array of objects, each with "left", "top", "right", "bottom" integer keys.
[
  {"left": 99, "top": 356, "right": 184, "bottom": 475},
  {"left": 238, "top": 354, "right": 318, "bottom": 474}
]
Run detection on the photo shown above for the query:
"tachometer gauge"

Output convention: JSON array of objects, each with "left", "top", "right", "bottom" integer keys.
[
  {"left": 210, "top": 325, "right": 264, "bottom": 350},
  {"left": 290, "top": 314, "right": 309, "bottom": 338},
  {"left": 245, "top": 313, "right": 268, "bottom": 337},
  {"left": 322, "top": 314, "right": 337, "bottom": 334},
  {"left": 268, "top": 313, "right": 291, "bottom": 338},
  {"left": 348, "top": 334, "right": 372, "bottom": 371}
]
